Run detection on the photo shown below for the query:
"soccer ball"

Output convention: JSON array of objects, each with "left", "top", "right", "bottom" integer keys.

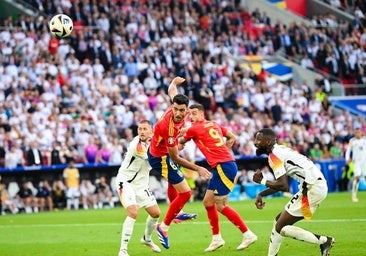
[{"left": 49, "top": 14, "right": 73, "bottom": 38}]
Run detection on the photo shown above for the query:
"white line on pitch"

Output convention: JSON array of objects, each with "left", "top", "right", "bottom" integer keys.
[{"left": 1, "top": 219, "right": 366, "bottom": 228}]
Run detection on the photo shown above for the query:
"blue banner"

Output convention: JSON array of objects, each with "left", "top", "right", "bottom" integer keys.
[{"left": 329, "top": 96, "right": 366, "bottom": 116}]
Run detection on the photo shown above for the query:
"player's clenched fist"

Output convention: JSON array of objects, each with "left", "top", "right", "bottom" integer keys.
[
  {"left": 252, "top": 169, "right": 264, "bottom": 184},
  {"left": 171, "top": 76, "right": 186, "bottom": 86}
]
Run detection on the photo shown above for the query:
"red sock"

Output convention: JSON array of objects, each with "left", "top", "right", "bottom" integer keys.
[
  {"left": 164, "top": 191, "right": 191, "bottom": 225},
  {"left": 206, "top": 205, "right": 220, "bottom": 235},
  {"left": 167, "top": 183, "right": 178, "bottom": 203},
  {"left": 221, "top": 206, "right": 248, "bottom": 233}
]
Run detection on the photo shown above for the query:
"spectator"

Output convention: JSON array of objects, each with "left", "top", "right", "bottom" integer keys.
[
  {"left": 322, "top": 145, "right": 332, "bottom": 159},
  {"left": 270, "top": 96, "right": 282, "bottom": 125},
  {"left": 108, "top": 138, "right": 124, "bottom": 164},
  {"left": 236, "top": 169, "right": 252, "bottom": 198},
  {"left": 309, "top": 143, "right": 324, "bottom": 161},
  {"left": 338, "top": 162, "right": 353, "bottom": 192},
  {"left": 49, "top": 141, "right": 64, "bottom": 165},
  {"left": 0, "top": 143, "right": 5, "bottom": 167},
  {"left": 300, "top": 53, "right": 315, "bottom": 70},
  {"left": 61, "top": 140, "right": 80, "bottom": 163},
  {"left": 36, "top": 180, "right": 53, "bottom": 211},
  {"left": 94, "top": 176, "right": 114, "bottom": 209},
  {"left": 52, "top": 180, "right": 66, "bottom": 210},
  {"left": 198, "top": 81, "right": 214, "bottom": 111},
  {"left": 80, "top": 179, "right": 97, "bottom": 210},
  {"left": 1, "top": 182, "right": 19, "bottom": 214},
  {"left": 4, "top": 144, "right": 25, "bottom": 169},
  {"left": 17, "top": 181, "right": 38, "bottom": 214},
  {"left": 124, "top": 57, "right": 139, "bottom": 82},
  {"left": 95, "top": 141, "right": 112, "bottom": 164},
  {"left": 26, "top": 141, "right": 43, "bottom": 166},
  {"left": 83, "top": 137, "right": 99, "bottom": 164},
  {"left": 330, "top": 141, "right": 343, "bottom": 158}
]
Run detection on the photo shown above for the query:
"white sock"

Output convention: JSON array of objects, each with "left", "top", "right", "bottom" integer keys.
[
  {"left": 121, "top": 216, "right": 136, "bottom": 250},
  {"left": 280, "top": 225, "right": 327, "bottom": 245},
  {"left": 268, "top": 227, "right": 283, "bottom": 256},
  {"left": 144, "top": 215, "right": 158, "bottom": 241},
  {"left": 73, "top": 198, "right": 79, "bottom": 210},
  {"left": 66, "top": 199, "right": 72, "bottom": 210},
  {"left": 212, "top": 234, "right": 223, "bottom": 241},
  {"left": 160, "top": 221, "right": 169, "bottom": 232},
  {"left": 25, "top": 207, "right": 32, "bottom": 213},
  {"left": 352, "top": 179, "right": 359, "bottom": 198},
  {"left": 243, "top": 230, "right": 255, "bottom": 237}
]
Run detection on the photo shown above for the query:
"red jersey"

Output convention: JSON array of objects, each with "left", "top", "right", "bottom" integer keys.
[
  {"left": 184, "top": 120, "right": 235, "bottom": 167},
  {"left": 150, "top": 107, "right": 185, "bottom": 157},
  {"left": 48, "top": 38, "right": 60, "bottom": 55}
]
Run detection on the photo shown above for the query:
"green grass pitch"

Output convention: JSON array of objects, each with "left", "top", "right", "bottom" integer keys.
[{"left": 1, "top": 191, "right": 366, "bottom": 256}]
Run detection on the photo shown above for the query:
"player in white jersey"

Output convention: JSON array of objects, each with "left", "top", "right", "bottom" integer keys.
[
  {"left": 115, "top": 120, "right": 161, "bottom": 256},
  {"left": 252, "top": 128, "right": 334, "bottom": 256},
  {"left": 345, "top": 127, "right": 366, "bottom": 202}
]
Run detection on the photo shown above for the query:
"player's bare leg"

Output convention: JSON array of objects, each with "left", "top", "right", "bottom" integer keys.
[
  {"left": 157, "top": 180, "right": 192, "bottom": 249},
  {"left": 351, "top": 176, "right": 360, "bottom": 202},
  {"left": 273, "top": 211, "right": 335, "bottom": 256}
]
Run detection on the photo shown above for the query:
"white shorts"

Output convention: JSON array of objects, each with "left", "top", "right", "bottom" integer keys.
[
  {"left": 353, "top": 160, "right": 366, "bottom": 177},
  {"left": 116, "top": 181, "right": 157, "bottom": 209},
  {"left": 66, "top": 187, "right": 80, "bottom": 198},
  {"left": 285, "top": 179, "right": 327, "bottom": 218}
]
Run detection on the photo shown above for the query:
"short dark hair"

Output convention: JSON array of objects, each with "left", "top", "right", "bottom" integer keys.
[
  {"left": 189, "top": 103, "right": 205, "bottom": 112},
  {"left": 257, "top": 128, "right": 276, "bottom": 140},
  {"left": 172, "top": 94, "right": 189, "bottom": 106}
]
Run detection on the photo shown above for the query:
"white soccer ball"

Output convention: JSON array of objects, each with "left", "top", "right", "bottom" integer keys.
[{"left": 49, "top": 14, "right": 73, "bottom": 38}]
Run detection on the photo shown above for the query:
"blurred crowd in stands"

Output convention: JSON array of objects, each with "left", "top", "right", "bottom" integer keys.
[
  {"left": 1, "top": 173, "right": 117, "bottom": 214},
  {"left": 0, "top": 0, "right": 366, "bottom": 213}
]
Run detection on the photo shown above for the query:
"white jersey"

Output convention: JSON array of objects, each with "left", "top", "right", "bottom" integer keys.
[
  {"left": 115, "top": 136, "right": 156, "bottom": 208},
  {"left": 117, "top": 136, "right": 151, "bottom": 187},
  {"left": 268, "top": 144, "right": 324, "bottom": 185},
  {"left": 345, "top": 136, "right": 366, "bottom": 163}
]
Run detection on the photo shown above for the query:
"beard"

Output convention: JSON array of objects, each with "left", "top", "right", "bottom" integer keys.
[{"left": 256, "top": 147, "right": 267, "bottom": 156}]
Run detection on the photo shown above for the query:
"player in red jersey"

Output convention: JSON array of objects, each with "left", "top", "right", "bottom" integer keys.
[
  {"left": 179, "top": 103, "right": 257, "bottom": 252},
  {"left": 148, "top": 77, "right": 211, "bottom": 249}
]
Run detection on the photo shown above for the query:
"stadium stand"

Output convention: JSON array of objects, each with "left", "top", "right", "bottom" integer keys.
[{"left": 0, "top": 0, "right": 365, "bottom": 214}]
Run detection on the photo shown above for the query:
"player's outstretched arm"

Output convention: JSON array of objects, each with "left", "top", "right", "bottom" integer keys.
[
  {"left": 168, "top": 76, "right": 186, "bottom": 101},
  {"left": 168, "top": 146, "right": 211, "bottom": 179}
]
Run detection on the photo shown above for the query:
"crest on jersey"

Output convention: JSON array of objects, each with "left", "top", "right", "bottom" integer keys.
[{"left": 168, "top": 137, "right": 175, "bottom": 144}]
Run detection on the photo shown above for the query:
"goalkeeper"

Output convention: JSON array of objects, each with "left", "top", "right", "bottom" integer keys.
[{"left": 252, "top": 128, "right": 334, "bottom": 256}]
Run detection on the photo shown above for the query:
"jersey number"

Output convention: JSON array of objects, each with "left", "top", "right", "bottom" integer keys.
[
  {"left": 169, "top": 159, "right": 178, "bottom": 170},
  {"left": 288, "top": 194, "right": 300, "bottom": 208},
  {"left": 209, "top": 128, "right": 224, "bottom": 146}
]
